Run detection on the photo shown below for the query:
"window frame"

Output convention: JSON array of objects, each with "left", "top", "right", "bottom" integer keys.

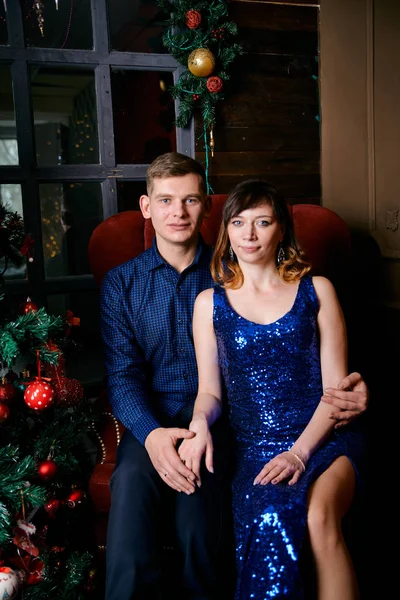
[{"left": 0, "top": 0, "right": 193, "bottom": 304}]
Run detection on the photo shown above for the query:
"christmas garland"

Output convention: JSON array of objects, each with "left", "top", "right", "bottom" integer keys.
[{"left": 158, "top": 0, "right": 242, "bottom": 190}]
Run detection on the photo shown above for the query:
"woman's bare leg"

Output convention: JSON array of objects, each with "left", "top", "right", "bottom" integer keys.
[{"left": 307, "top": 456, "right": 359, "bottom": 600}]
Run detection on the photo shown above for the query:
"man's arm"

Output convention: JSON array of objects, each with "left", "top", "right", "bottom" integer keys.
[
  {"left": 100, "top": 269, "right": 196, "bottom": 493},
  {"left": 321, "top": 372, "right": 368, "bottom": 428},
  {"left": 100, "top": 269, "right": 161, "bottom": 444}
]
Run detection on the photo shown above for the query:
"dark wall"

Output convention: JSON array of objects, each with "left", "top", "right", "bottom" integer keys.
[{"left": 196, "top": 0, "right": 320, "bottom": 202}]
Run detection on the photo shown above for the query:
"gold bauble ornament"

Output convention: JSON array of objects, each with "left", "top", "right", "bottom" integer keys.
[{"left": 188, "top": 48, "right": 216, "bottom": 77}]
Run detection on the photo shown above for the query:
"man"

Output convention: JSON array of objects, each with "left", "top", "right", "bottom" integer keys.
[{"left": 100, "top": 152, "right": 368, "bottom": 600}]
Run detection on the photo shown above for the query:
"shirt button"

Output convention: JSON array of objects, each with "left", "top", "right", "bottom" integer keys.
[
  {"left": 183, "top": 373, "right": 188, "bottom": 379},
  {"left": 180, "top": 347, "right": 185, "bottom": 353},
  {"left": 178, "top": 319, "right": 183, "bottom": 324}
]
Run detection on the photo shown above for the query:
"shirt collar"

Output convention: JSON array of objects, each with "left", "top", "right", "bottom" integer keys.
[{"left": 148, "top": 234, "right": 210, "bottom": 271}]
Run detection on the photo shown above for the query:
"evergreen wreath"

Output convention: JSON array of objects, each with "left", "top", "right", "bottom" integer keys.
[{"left": 158, "top": 0, "right": 242, "bottom": 190}]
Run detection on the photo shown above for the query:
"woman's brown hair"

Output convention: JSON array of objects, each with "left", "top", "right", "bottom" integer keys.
[{"left": 211, "top": 180, "right": 311, "bottom": 289}]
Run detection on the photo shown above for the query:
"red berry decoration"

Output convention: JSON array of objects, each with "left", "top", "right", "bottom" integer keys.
[
  {"left": 37, "top": 459, "right": 58, "bottom": 481},
  {"left": 206, "top": 76, "right": 224, "bottom": 94},
  {"left": 24, "top": 380, "right": 54, "bottom": 411},
  {"left": 19, "top": 297, "right": 38, "bottom": 314},
  {"left": 66, "top": 489, "right": 86, "bottom": 508},
  {"left": 0, "top": 402, "right": 10, "bottom": 422},
  {"left": 0, "top": 381, "right": 16, "bottom": 404},
  {"left": 192, "top": 94, "right": 200, "bottom": 101},
  {"left": 185, "top": 9, "right": 201, "bottom": 29}
]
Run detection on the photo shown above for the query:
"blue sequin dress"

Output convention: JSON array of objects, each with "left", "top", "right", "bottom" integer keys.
[{"left": 213, "top": 276, "right": 365, "bottom": 600}]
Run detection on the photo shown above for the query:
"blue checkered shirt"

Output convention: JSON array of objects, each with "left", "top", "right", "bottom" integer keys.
[{"left": 100, "top": 236, "right": 214, "bottom": 445}]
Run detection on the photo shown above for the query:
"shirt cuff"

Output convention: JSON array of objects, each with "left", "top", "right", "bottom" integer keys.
[{"left": 133, "top": 413, "right": 162, "bottom": 446}]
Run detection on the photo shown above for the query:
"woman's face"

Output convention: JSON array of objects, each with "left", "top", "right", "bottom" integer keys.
[{"left": 227, "top": 202, "right": 283, "bottom": 266}]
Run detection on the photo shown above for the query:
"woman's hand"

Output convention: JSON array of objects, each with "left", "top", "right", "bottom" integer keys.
[
  {"left": 178, "top": 415, "right": 214, "bottom": 487},
  {"left": 253, "top": 451, "right": 305, "bottom": 486}
]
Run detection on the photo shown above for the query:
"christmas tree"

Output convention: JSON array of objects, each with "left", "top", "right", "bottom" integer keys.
[{"left": 0, "top": 204, "right": 98, "bottom": 599}]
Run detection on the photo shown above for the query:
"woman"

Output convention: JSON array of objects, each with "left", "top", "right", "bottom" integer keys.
[{"left": 179, "top": 180, "right": 366, "bottom": 599}]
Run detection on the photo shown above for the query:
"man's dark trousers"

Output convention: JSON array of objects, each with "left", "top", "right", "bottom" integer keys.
[{"left": 105, "top": 405, "right": 235, "bottom": 600}]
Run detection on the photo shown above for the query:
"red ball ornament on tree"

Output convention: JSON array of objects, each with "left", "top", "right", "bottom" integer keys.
[
  {"left": 186, "top": 9, "right": 202, "bottom": 29},
  {"left": 0, "top": 380, "right": 17, "bottom": 404},
  {"left": 44, "top": 498, "right": 61, "bottom": 517},
  {"left": 19, "top": 297, "right": 38, "bottom": 314},
  {"left": 24, "top": 380, "right": 54, "bottom": 411},
  {"left": 0, "top": 402, "right": 10, "bottom": 422},
  {"left": 66, "top": 489, "right": 86, "bottom": 508},
  {"left": 37, "top": 459, "right": 58, "bottom": 481},
  {"left": 206, "top": 75, "right": 224, "bottom": 94}
]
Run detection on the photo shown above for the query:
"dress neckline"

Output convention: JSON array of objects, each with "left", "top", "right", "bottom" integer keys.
[{"left": 220, "top": 277, "right": 304, "bottom": 327}]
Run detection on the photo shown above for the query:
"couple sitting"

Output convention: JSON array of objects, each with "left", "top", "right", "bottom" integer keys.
[{"left": 100, "top": 152, "right": 368, "bottom": 600}]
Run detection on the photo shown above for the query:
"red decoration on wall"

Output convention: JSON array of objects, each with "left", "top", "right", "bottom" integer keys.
[
  {"left": 185, "top": 10, "right": 202, "bottom": 29},
  {"left": 206, "top": 75, "right": 224, "bottom": 94}
]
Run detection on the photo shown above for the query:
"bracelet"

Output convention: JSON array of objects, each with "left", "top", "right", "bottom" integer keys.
[{"left": 285, "top": 450, "right": 306, "bottom": 472}]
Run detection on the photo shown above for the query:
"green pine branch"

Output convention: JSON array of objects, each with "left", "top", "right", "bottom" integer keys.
[
  {"left": 157, "top": 0, "right": 243, "bottom": 130},
  {"left": 0, "top": 308, "right": 64, "bottom": 368}
]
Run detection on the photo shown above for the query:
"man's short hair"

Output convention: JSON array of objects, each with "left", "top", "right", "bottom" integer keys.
[{"left": 146, "top": 152, "right": 207, "bottom": 196}]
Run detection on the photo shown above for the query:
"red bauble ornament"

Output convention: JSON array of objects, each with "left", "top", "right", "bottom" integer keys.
[
  {"left": 66, "top": 489, "right": 86, "bottom": 508},
  {"left": 24, "top": 381, "right": 54, "bottom": 411},
  {"left": 0, "top": 402, "right": 10, "bottom": 422},
  {"left": 19, "top": 297, "right": 38, "bottom": 314},
  {"left": 54, "top": 376, "right": 84, "bottom": 407},
  {"left": 37, "top": 459, "right": 58, "bottom": 481},
  {"left": 206, "top": 75, "right": 224, "bottom": 94},
  {"left": 0, "top": 381, "right": 17, "bottom": 404},
  {"left": 44, "top": 498, "right": 61, "bottom": 517},
  {"left": 185, "top": 9, "right": 202, "bottom": 29}
]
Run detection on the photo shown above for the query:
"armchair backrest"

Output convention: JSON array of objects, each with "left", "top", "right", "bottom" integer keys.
[{"left": 88, "top": 196, "right": 351, "bottom": 297}]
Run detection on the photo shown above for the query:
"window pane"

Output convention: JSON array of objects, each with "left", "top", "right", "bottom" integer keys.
[
  {"left": 117, "top": 180, "right": 146, "bottom": 212},
  {"left": 107, "top": 0, "right": 167, "bottom": 53},
  {"left": 0, "top": 2, "right": 7, "bottom": 46},
  {"left": 111, "top": 70, "right": 176, "bottom": 164},
  {"left": 0, "top": 66, "right": 18, "bottom": 165},
  {"left": 46, "top": 291, "right": 104, "bottom": 388},
  {"left": 31, "top": 67, "right": 99, "bottom": 166},
  {"left": 22, "top": 0, "right": 92, "bottom": 50},
  {"left": 40, "top": 182, "right": 103, "bottom": 278},
  {"left": 0, "top": 184, "right": 26, "bottom": 280}
]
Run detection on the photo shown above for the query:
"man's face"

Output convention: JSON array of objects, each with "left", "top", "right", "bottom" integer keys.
[{"left": 139, "top": 174, "right": 210, "bottom": 248}]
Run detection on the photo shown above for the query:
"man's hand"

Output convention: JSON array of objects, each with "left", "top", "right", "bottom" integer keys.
[
  {"left": 322, "top": 372, "right": 369, "bottom": 429},
  {"left": 145, "top": 427, "right": 197, "bottom": 494}
]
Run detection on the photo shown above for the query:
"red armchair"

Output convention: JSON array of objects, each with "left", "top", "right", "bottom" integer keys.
[{"left": 87, "top": 195, "right": 352, "bottom": 550}]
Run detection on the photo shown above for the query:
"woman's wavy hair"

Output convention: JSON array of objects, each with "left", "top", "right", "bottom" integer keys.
[{"left": 211, "top": 180, "right": 311, "bottom": 289}]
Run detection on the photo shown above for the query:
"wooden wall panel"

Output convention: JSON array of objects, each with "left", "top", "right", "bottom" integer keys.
[{"left": 195, "top": 1, "right": 321, "bottom": 202}]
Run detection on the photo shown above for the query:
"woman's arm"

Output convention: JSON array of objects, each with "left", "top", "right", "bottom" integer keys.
[
  {"left": 178, "top": 288, "right": 223, "bottom": 484},
  {"left": 254, "top": 276, "right": 348, "bottom": 486}
]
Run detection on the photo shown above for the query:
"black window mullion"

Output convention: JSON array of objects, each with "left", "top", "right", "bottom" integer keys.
[
  {"left": 101, "top": 178, "right": 118, "bottom": 219},
  {"left": 96, "top": 64, "right": 115, "bottom": 169},
  {"left": 11, "top": 60, "right": 35, "bottom": 173},
  {"left": 91, "top": 0, "right": 110, "bottom": 57},
  {"left": 5, "top": 0, "right": 24, "bottom": 48},
  {"left": 174, "top": 66, "right": 194, "bottom": 157},
  {"left": 22, "top": 180, "right": 46, "bottom": 305}
]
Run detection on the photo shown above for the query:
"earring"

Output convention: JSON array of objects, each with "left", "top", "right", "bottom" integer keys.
[
  {"left": 277, "top": 244, "right": 285, "bottom": 267},
  {"left": 229, "top": 245, "right": 235, "bottom": 261}
]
